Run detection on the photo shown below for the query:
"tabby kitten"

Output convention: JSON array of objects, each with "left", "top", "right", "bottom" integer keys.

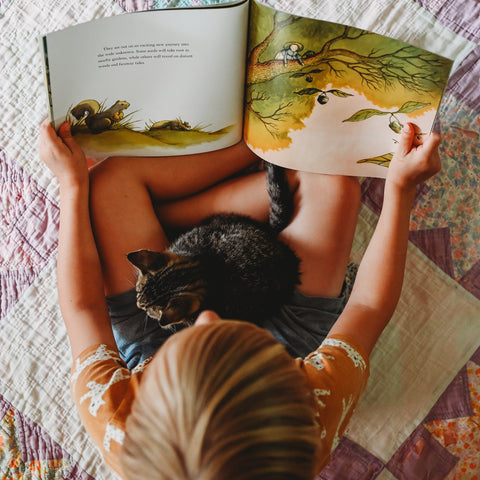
[{"left": 128, "top": 163, "right": 300, "bottom": 327}]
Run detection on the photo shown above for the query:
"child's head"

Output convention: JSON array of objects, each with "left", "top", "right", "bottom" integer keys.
[{"left": 121, "top": 314, "right": 319, "bottom": 480}]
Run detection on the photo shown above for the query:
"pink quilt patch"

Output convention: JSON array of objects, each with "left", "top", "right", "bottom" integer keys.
[{"left": 0, "top": 149, "right": 59, "bottom": 320}]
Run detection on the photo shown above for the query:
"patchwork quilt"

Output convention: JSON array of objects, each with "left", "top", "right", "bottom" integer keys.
[{"left": 1, "top": 0, "right": 479, "bottom": 478}]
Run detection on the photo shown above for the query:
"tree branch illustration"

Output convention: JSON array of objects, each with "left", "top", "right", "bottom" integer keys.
[
  {"left": 246, "top": 93, "right": 294, "bottom": 138},
  {"left": 247, "top": 26, "right": 445, "bottom": 94},
  {"left": 248, "top": 12, "right": 301, "bottom": 67}
]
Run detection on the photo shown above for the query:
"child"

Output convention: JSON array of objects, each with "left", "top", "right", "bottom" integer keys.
[{"left": 39, "top": 119, "right": 440, "bottom": 479}]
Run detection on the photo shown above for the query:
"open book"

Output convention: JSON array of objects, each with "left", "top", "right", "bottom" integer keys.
[{"left": 41, "top": 0, "right": 453, "bottom": 178}]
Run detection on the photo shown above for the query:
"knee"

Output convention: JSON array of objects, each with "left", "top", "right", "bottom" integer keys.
[
  {"left": 89, "top": 156, "right": 133, "bottom": 194},
  {"left": 88, "top": 157, "right": 136, "bottom": 214},
  {"left": 89, "top": 156, "right": 122, "bottom": 182}
]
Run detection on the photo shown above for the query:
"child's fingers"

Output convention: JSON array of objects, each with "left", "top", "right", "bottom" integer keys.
[
  {"left": 39, "top": 119, "right": 63, "bottom": 154},
  {"left": 396, "top": 123, "right": 415, "bottom": 157},
  {"left": 424, "top": 131, "right": 442, "bottom": 151},
  {"left": 59, "top": 124, "right": 85, "bottom": 158},
  {"left": 422, "top": 132, "right": 442, "bottom": 173},
  {"left": 58, "top": 121, "right": 72, "bottom": 138},
  {"left": 58, "top": 122, "right": 82, "bottom": 154},
  {"left": 419, "top": 131, "right": 441, "bottom": 161},
  {"left": 39, "top": 118, "right": 55, "bottom": 142},
  {"left": 41, "top": 119, "right": 63, "bottom": 146}
]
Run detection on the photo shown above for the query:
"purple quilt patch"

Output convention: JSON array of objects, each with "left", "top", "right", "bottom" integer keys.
[
  {"left": 361, "top": 178, "right": 385, "bottom": 216},
  {"left": 64, "top": 463, "right": 96, "bottom": 480},
  {"left": 387, "top": 424, "right": 459, "bottom": 479},
  {"left": 414, "top": 0, "right": 480, "bottom": 42},
  {"left": 318, "top": 437, "right": 384, "bottom": 479},
  {"left": 459, "top": 259, "right": 480, "bottom": 299},
  {"left": 361, "top": 179, "right": 429, "bottom": 217},
  {"left": 423, "top": 365, "right": 474, "bottom": 423},
  {"left": 447, "top": 46, "right": 480, "bottom": 113},
  {"left": 15, "top": 408, "right": 70, "bottom": 463},
  {"left": 409, "top": 227, "right": 455, "bottom": 278},
  {"left": 114, "top": 0, "right": 154, "bottom": 12}
]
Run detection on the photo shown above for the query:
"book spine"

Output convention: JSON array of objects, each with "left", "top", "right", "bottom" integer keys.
[{"left": 41, "top": 36, "right": 55, "bottom": 126}]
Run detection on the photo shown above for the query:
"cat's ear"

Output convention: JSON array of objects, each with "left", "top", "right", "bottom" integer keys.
[
  {"left": 127, "top": 249, "right": 173, "bottom": 274},
  {"left": 161, "top": 295, "right": 202, "bottom": 326}
]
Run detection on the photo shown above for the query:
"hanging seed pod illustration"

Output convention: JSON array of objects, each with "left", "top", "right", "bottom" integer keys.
[
  {"left": 317, "top": 92, "right": 329, "bottom": 104},
  {"left": 389, "top": 115, "right": 403, "bottom": 133}
]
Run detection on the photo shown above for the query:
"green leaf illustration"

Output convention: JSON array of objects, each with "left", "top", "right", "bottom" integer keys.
[
  {"left": 327, "top": 89, "right": 354, "bottom": 98},
  {"left": 357, "top": 153, "right": 393, "bottom": 167},
  {"left": 343, "top": 109, "right": 390, "bottom": 122},
  {"left": 396, "top": 101, "right": 430, "bottom": 114},
  {"left": 295, "top": 88, "right": 322, "bottom": 95}
]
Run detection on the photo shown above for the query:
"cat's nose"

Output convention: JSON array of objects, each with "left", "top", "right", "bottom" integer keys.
[{"left": 195, "top": 310, "right": 221, "bottom": 325}]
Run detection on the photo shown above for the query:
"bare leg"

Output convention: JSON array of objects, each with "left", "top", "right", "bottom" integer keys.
[
  {"left": 158, "top": 169, "right": 361, "bottom": 298},
  {"left": 279, "top": 172, "right": 361, "bottom": 298},
  {"left": 89, "top": 142, "right": 268, "bottom": 296},
  {"left": 154, "top": 170, "right": 269, "bottom": 229},
  {"left": 90, "top": 138, "right": 360, "bottom": 299}
]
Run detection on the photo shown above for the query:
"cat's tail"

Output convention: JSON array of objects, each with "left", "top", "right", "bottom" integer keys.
[{"left": 266, "top": 162, "right": 294, "bottom": 234}]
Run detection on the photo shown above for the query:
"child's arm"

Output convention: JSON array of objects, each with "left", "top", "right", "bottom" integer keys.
[
  {"left": 328, "top": 123, "right": 441, "bottom": 356},
  {"left": 39, "top": 120, "right": 117, "bottom": 359}
]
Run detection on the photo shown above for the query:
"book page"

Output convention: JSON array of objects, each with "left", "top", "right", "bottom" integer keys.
[
  {"left": 244, "top": 1, "right": 452, "bottom": 178},
  {"left": 43, "top": 1, "right": 248, "bottom": 157}
]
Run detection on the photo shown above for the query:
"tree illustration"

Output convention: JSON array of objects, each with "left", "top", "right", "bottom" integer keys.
[{"left": 245, "top": 2, "right": 451, "bottom": 151}]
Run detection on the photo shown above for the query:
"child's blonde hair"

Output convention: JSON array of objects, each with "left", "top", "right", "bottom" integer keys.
[{"left": 121, "top": 320, "right": 319, "bottom": 480}]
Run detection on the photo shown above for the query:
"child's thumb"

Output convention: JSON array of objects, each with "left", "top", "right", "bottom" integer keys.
[
  {"left": 58, "top": 122, "right": 81, "bottom": 152},
  {"left": 397, "top": 123, "right": 415, "bottom": 156}
]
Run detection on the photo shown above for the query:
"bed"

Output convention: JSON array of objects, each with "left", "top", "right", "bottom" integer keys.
[{"left": 1, "top": 0, "right": 479, "bottom": 478}]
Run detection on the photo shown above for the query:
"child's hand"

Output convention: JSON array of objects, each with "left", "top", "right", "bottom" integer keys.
[
  {"left": 387, "top": 122, "right": 441, "bottom": 195},
  {"left": 39, "top": 119, "right": 88, "bottom": 187}
]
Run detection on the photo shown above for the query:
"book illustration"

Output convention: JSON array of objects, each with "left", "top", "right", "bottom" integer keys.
[
  {"left": 244, "top": 1, "right": 451, "bottom": 172},
  {"left": 274, "top": 42, "right": 305, "bottom": 67},
  {"left": 294, "top": 93, "right": 431, "bottom": 166},
  {"left": 41, "top": 0, "right": 451, "bottom": 176},
  {"left": 68, "top": 99, "right": 233, "bottom": 153},
  {"left": 70, "top": 99, "right": 132, "bottom": 133},
  {"left": 344, "top": 101, "right": 431, "bottom": 166}
]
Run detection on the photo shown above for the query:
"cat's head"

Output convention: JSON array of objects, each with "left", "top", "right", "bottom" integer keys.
[{"left": 127, "top": 249, "right": 207, "bottom": 328}]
